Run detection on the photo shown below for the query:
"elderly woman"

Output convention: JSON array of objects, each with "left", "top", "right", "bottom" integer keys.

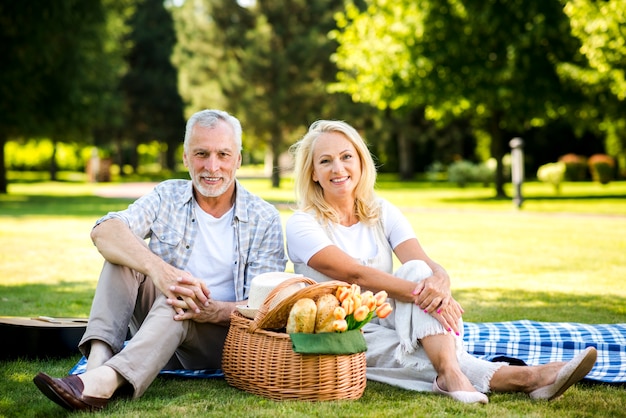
[{"left": 285, "top": 120, "right": 596, "bottom": 404}]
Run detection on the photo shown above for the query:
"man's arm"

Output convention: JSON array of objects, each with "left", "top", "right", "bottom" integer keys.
[
  {"left": 91, "top": 218, "right": 209, "bottom": 313},
  {"left": 170, "top": 209, "right": 287, "bottom": 325}
]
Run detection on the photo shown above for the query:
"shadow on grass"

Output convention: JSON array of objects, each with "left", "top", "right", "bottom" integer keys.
[
  {"left": 0, "top": 281, "right": 96, "bottom": 318},
  {"left": 455, "top": 288, "right": 626, "bottom": 324},
  {"left": 2, "top": 281, "right": 623, "bottom": 325},
  {"left": 0, "top": 194, "right": 134, "bottom": 217},
  {"left": 440, "top": 194, "right": 626, "bottom": 204}
]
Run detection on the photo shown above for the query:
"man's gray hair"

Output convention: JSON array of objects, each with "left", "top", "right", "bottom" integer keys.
[{"left": 184, "top": 109, "right": 243, "bottom": 151}]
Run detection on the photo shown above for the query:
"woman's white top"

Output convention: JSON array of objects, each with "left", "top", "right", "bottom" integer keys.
[{"left": 286, "top": 198, "right": 416, "bottom": 280}]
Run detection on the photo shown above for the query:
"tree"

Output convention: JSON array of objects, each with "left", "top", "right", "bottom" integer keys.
[
  {"left": 332, "top": 0, "right": 588, "bottom": 196},
  {"left": 183, "top": 0, "right": 353, "bottom": 187},
  {"left": 121, "top": 0, "right": 186, "bottom": 172},
  {"left": 0, "top": 0, "right": 110, "bottom": 192},
  {"left": 559, "top": 0, "right": 626, "bottom": 176}
]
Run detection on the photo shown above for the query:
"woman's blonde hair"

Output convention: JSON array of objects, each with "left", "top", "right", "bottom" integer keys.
[{"left": 289, "top": 120, "right": 380, "bottom": 225}]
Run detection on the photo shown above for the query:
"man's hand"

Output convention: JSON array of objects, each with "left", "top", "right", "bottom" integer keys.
[
  {"left": 162, "top": 275, "right": 210, "bottom": 316},
  {"left": 171, "top": 299, "right": 234, "bottom": 326}
]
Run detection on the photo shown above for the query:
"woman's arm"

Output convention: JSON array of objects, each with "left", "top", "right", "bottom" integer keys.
[
  {"left": 306, "top": 245, "right": 416, "bottom": 303},
  {"left": 394, "top": 238, "right": 464, "bottom": 334}
]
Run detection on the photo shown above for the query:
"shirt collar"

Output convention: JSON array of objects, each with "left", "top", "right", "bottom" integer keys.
[
  {"left": 186, "top": 179, "right": 250, "bottom": 223},
  {"left": 233, "top": 180, "right": 249, "bottom": 223}
]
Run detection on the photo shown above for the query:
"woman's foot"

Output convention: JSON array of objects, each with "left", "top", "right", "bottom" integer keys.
[
  {"left": 529, "top": 347, "right": 597, "bottom": 400},
  {"left": 433, "top": 377, "right": 488, "bottom": 404}
]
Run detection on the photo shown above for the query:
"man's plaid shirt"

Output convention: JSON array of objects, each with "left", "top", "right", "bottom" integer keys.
[{"left": 94, "top": 179, "right": 287, "bottom": 301}]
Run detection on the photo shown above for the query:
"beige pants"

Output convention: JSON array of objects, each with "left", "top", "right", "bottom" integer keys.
[{"left": 79, "top": 261, "right": 228, "bottom": 397}]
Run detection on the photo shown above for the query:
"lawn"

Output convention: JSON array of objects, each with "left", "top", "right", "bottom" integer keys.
[{"left": 1, "top": 178, "right": 625, "bottom": 417}]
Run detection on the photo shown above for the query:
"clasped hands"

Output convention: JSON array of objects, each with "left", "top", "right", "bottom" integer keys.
[
  {"left": 157, "top": 270, "right": 222, "bottom": 323},
  {"left": 411, "top": 274, "right": 464, "bottom": 336}
]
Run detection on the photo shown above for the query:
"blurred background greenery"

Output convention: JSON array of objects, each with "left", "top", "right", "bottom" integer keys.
[{"left": 2, "top": 0, "right": 625, "bottom": 197}]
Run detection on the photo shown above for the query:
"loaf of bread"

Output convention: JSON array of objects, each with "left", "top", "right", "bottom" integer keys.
[
  {"left": 314, "top": 294, "right": 340, "bottom": 333},
  {"left": 286, "top": 298, "right": 317, "bottom": 333}
]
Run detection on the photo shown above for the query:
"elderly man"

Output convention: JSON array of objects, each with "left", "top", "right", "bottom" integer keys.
[{"left": 34, "top": 109, "right": 286, "bottom": 412}]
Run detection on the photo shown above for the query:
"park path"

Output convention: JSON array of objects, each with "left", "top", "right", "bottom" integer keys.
[
  {"left": 94, "top": 182, "right": 158, "bottom": 199},
  {"left": 93, "top": 182, "right": 625, "bottom": 219}
]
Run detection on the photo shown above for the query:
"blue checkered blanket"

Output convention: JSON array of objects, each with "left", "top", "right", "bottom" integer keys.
[
  {"left": 463, "top": 320, "right": 626, "bottom": 383},
  {"left": 70, "top": 320, "right": 625, "bottom": 383}
]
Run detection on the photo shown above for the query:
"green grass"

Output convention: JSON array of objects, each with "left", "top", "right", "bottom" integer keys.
[{"left": 1, "top": 178, "right": 625, "bottom": 417}]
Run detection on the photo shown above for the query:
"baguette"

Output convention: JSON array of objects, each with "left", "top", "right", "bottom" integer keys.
[
  {"left": 314, "top": 294, "right": 340, "bottom": 333},
  {"left": 286, "top": 298, "right": 317, "bottom": 333}
]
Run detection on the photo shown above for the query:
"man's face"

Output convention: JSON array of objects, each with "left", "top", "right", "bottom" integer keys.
[{"left": 183, "top": 121, "right": 241, "bottom": 198}]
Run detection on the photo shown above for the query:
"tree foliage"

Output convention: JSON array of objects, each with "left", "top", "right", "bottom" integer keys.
[
  {"left": 174, "top": 0, "right": 357, "bottom": 187},
  {"left": 332, "top": 0, "right": 603, "bottom": 196},
  {"left": 121, "top": 0, "right": 186, "bottom": 171},
  {"left": 559, "top": 0, "right": 626, "bottom": 172},
  {"left": 0, "top": 0, "right": 111, "bottom": 192}
]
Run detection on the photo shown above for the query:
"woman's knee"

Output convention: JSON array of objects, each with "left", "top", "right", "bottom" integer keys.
[{"left": 395, "top": 259, "right": 433, "bottom": 282}]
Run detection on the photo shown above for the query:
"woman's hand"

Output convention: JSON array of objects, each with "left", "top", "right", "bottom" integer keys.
[
  {"left": 429, "top": 297, "right": 464, "bottom": 335},
  {"left": 411, "top": 271, "right": 453, "bottom": 312},
  {"left": 412, "top": 271, "right": 464, "bottom": 335}
]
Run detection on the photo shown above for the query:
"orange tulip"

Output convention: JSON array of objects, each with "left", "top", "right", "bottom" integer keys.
[
  {"left": 374, "top": 290, "right": 388, "bottom": 307},
  {"left": 361, "top": 291, "right": 376, "bottom": 312},
  {"left": 333, "top": 306, "right": 347, "bottom": 320},
  {"left": 353, "top": 305, "right": 370, "bottom": 322},
  {"left": 336, "top": 286, "right": 351, "bottom": 303},
  {"left": 376, "top": 302, "right": 393, "bottom": 319},
  {"left": 332, "top": 319, "right": 348, "bottom": 332}
]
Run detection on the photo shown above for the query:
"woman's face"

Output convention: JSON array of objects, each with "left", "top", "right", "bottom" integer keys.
[{"left": 311, "top": 132, "right": 362, "bottom": 201}]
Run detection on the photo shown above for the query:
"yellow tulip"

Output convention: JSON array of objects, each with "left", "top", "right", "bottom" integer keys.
[
  {"left": 350, "top": 283, "right": 361, "bottom": 297},
  {"left": 332, "top": 319, "right": 348, "bottom": 332},
  {"left": 333, "top": 306, "right": 346, "bottom": 320},
  {"left": 376, "top": 302, "right": 393, "bottom": 319},
  {"left": 353, "top": 305, "right": 370, "bottom": 322}
]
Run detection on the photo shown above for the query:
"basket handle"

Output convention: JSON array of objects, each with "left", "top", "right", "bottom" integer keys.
[{"left": 248, "top": 276, "right": 317, "bottom": 333}]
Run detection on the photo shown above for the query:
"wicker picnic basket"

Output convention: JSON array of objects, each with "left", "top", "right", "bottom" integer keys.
[{"left": 222, "top": 277, "right": 367, "bottom": 401}]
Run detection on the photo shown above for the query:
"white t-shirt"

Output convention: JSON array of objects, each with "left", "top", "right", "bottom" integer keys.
[
  {"left": 185, "top": 200, "right": 236, "bottom": 302},
  {"left": 286, "top": 198, "right": 416, "bottom": 265}
]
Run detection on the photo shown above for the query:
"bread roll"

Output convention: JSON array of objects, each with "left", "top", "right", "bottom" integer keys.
[
  {"left": 314, "top": 294, "right": 340, "bottom": 333},
  {"left": 286, "top": 298, "right": 317, "bottom": 333}
]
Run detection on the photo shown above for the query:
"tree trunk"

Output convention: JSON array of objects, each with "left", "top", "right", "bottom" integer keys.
[
  {"left": 0, "top": 134, "right": 7, "bottom": 194},
  {"left": 165, "top": 140, "right": 177, "bottom": 172},
  {"left": 489, "top": 114, "right": 507, "bottom": 198},
  {"left": 397, "top": 126, "right": 414, "bottom": 181},
  {"left": 270, "top": 127, "right": 283, "bottom": 188},
  {"left": 49, "top": 139, "right": 58, "bottom": 181}
]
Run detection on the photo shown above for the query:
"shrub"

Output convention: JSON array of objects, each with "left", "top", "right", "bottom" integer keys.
[
  {"left": 588, "top": 154, "right": 615, "bottom": 185},
  {"left": 537, "top": 162, "right": 566, "bottom": 194},
  {"left": 558, "top": 153, "right": 587, "bottom": 181},
  {"left": 447, "top": 160, "right": 495, "bottom": 187},
  {"left": 447, "top": 160, "right": 475, "bottom": 187},
  {"left": 473, "top": 161, "right": 495, "bottom": 187},
  {"left": 425, "top": 161, "right": 446, "bottom": 182}
]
